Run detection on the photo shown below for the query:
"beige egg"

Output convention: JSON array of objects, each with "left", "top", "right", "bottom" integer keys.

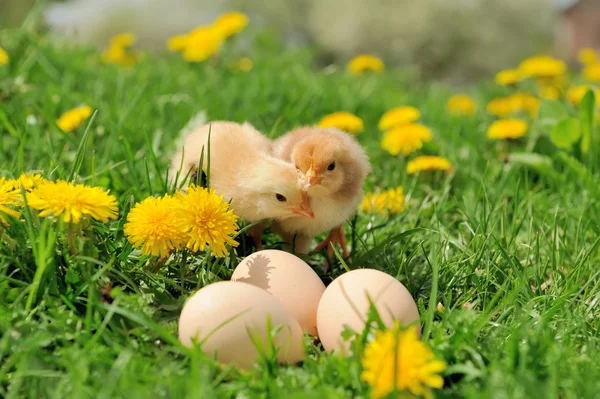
[
  {"left": 178, "top": 281, "right": 305, "bottom": 369},
  {"left": 316, "top": 268, "right": 421, "bottom": 354},
  {"left": 231, "top": 249, "right": 325, "bottom": 336}
]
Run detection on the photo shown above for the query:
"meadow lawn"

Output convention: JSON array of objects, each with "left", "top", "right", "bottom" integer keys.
[{"left": 1, "top": 23, "right": 600, "bottom": 399}]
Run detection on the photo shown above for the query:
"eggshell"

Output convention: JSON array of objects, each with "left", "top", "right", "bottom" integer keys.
[
  {"left": 316, "top": 268, "right": 420, "bottom": 354},
  {"left": 231, "top": 249, "right": 325, "bottom": 336},
  {"left": 178, "top": 281, "right": 305, "bottom": 369}
]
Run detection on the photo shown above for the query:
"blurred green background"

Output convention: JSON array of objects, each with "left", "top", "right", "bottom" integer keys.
[{"left": 1, "top": 0, "right": 596, "bottom": 82}]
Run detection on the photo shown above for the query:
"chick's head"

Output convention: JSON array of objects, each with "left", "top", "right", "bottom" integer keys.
[
  {"left": 252, "top": 160, "right": 314, "bottom": 220},
  {"left": 291, "top": 128, "right": 370, "bottom": 196}
]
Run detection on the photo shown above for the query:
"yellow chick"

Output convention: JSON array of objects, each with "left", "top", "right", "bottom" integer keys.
[
  {"left": 169, "top": 121, "right": 315, "bottom": 249},
  {"left": 271, "top": 126, "right": 371, "bottom": 268}
]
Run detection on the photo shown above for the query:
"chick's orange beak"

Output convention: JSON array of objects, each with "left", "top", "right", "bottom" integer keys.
[
  {"left": 291, "top": 192, "right": 314, "bottom": 219},
  {"left": 305, "top": 164, "right": 323, "bottom": 187}
]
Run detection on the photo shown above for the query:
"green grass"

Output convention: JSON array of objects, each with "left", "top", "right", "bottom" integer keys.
[{"left": 1, "top": 22, "right": 600, "bottom": 399}]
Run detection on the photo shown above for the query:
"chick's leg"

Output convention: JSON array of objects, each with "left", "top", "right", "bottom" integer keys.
[
  {"left": 314, "top": 225, "right": 350, "bottom": 256},
  {"left": 248, "top": 221, "right": 268, "bottom": 250},
  {"left": 337, "top": 225, "right": 351, "bottom": 258},
  {"left": 314, "top": 225, "right": 352, "bottom": 272},
  {"left": 314, "top": 227, "right": 341, "bottom": 273},
  {"left": 313, "top": 228, "right": 339, "bottom": 252}
]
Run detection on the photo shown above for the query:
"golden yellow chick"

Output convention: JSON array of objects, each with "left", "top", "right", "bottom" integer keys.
[
  {"left": 271, "top": 126, "right": 371, "bottom": 269},
  {"left": 169, "top": 121, "right": 314, "bottom": 249}
]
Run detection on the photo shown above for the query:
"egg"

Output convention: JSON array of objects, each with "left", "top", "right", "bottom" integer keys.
[
  {"left": 231, "top": 249, "right": 325, "bottom": 336},
  {"left": 178, "top": 281, "right": 305, "bottom": 369},
  {"left": 316, "top": 268, "right": 420, "bottom": 354}
]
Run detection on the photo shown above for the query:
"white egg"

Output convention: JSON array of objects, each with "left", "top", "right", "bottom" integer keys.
[
  {"left": 316, "top": 268, "right": 421, "bottom": 354},
  {"left": 178, "top": 281, "right": 305, "bottom": 369},
  {"left": 231, "top": 249, "right": 325, "bottom": 336}
]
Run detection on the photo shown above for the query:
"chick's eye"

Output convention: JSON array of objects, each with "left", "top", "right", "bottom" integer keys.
[
  {"left": 327, "top": 161, "right": 336, "bottom": 171},
  {"left": 275, "top": 193, "right": 287, "bottom": 202}
]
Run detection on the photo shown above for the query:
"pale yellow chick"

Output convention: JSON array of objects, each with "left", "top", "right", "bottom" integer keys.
[
  {"left": 169, "top": 121, "right": 315, "bottom": 249},
  {"left": 271, "top": 126, "right": 371, "bottom": 268}
]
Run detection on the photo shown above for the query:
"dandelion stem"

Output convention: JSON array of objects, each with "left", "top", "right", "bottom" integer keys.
[
  {"left": 67, "top": 224, "right": 78, "bottom": 255},
  {"left": 180, "top": 249, "right": 188, "bottom": 291},
  {"left": 152, "top": 250, "right": 174, "bottom": 273}
]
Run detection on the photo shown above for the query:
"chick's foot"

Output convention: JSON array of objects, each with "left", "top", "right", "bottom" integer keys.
[
  {"left": 337, "top": 226, "right": 351, "bottom": 258},
  {"left": 313, "top": 225, "right": 351, "bottom": 272}
]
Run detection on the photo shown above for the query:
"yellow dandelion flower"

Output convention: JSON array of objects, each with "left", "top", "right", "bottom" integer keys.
[
  {"left": 347, "top": 54, "right": 385, "bottom": 75},
  {"left": 486, "top": 119, "right": 528, "bottom": 140},
  {"left": 566, "top": 85, "right": 600, "bottom": 106},
  {"left": 360, "top": 187, "right": 405, "bottom": 215},
  {"left": 26, "top": 180, "right": 118, "bottom": 224},
  {"left": 513, "top": 92, "right": 542, "bottom": 118},
  {"left": 101, "top": 45, "right": 138, "bottom": 67},
  {"left": 578, "top": 48, "right": 598, "bottom": 66},
  {"left": 486, "top": 93, "right": 539, "bottom": 118},
  {"left": 512, "top": 92, "right": 541, "bottom": 118},
  {"left": 361, "top": 322, "right": 446, "bottom": 399},
  {"left": 56, "top": 105, "right": 93, "bottom": 133},
  {"left": 381, "top": 123, "right": 432, "bottom": 156},
  {"left": 109, "top": 32, "right": 136, "bottom": 48},
  {"left": 213, "top": 11, "right": 249, "bottom": 39},
  {"left": 10, "top": 173, "right": 46, "bottom": 192},
  {"left": 378, "top": 106, "right": 420, "bottom": 131},
  {"left": 0, "top": 178, "right": 20, "bottom": 226},
  {"left": 539, "top": 84, "right": 560, "bottom": 100},
  {"left": 583, "top": 64, "right": 600, "bottom": 82},
  {"left": 519, "top": 55, "right": 566, "bottom": 78},
  {"left": 172, "top": 186, "right": 239, "bottom": 257},
  {"left": 229, "top": 57, "right": 253, "bottom": 73},
  {"left": 167, "top": 34, "right": 188, "bottom": 52},
  {"left": 486, "top": 96, "right": 519, "bottom": 117},
  {"left": 446, "top": 95, "right": 476, "bottom": 116},
  {"left": 535, "top": 74, "right": 568, "bottom": 98},
  {"left": 182, "top": 26, "right": 224, "bottom": 63},
  {"left": 407, "top": 156, "right": 452, "bottom": 174},
  {"left": 317, "top": 112, "right": 364, "bottom": 134},
  {"left": 101, "top": 33, "right": 139, "bottom": 67},
  {"left": 122, "top": 53, "right": 139, "bottom": 67},
  {"left": 495, "top": 69, "right": 522, "bottom": 86},
  {"left": 101, "top": 46, "right": 121, "bottom": 64},
  {"left": 0, "top": 46, "right": 9, "bottom": 66},
  {"left": 124, "top": 195, "right": 188, "bottom": 258}
]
